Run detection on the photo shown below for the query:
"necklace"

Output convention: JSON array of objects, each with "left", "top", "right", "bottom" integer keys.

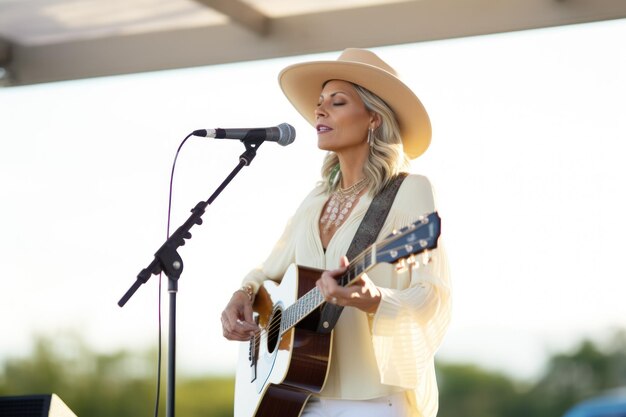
[{"left": 320, "top": 178, "right": 368, "bottom": 233}]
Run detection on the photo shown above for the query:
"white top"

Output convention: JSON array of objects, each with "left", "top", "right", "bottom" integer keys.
[{"left": 242, "top": 174, "right": 451, "bottom": 417}]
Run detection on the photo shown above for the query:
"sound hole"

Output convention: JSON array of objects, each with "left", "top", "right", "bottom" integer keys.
[{"left": 267, "top": 308, "right": 282, "bottom": 354}]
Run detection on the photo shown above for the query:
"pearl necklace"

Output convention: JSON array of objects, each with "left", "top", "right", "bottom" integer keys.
[{"left": 320, "top": 178, "right": 368, "bottom": 232}]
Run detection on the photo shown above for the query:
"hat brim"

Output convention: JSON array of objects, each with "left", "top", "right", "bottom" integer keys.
[{"left": 278, "top": 60, "right": 431, "bottom": 159}]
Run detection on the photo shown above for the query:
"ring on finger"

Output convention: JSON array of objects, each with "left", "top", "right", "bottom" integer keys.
[{"left": 331, "top": 296, "right": 338, "bottom": 304}]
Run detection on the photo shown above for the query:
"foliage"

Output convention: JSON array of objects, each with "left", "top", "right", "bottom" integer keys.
[
  {"left": 436, "top": 330, "right": 626, "bottom": 417},
  {"left": 436, "top": 363, "right": 528, "bottom": 417},
  {"left": 1, "top": 331, "right": 626, "bottom": 417},
  {"left": 521, "top": 331, "right": 626, "bottom": 417},
  {"left": 0, "top": 333, "right": 233, "bottom": 417}
]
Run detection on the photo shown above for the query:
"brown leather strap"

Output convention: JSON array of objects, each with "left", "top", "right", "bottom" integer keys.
[{"left": 317, "top": 172, "right": 408, "bottom": 333}]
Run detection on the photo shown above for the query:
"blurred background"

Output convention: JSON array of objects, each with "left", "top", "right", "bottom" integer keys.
[{"left": 1, "top": 1, "right": 626, "bottom": 416}]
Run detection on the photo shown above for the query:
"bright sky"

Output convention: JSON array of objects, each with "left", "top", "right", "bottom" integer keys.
[{"left": 1, "top": 19, "right": 625, "bottom": 381}]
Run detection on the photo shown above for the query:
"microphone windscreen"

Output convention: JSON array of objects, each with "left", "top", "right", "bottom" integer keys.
[{"left": 277, "top": 123, "right": 296, "bottom": 146}]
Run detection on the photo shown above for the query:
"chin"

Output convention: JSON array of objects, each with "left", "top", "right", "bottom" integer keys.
[{"left": 317, "top": 139, "right": 334, "bottom": 152}]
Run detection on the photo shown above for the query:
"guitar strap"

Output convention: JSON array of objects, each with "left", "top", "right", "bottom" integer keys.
[{"left": 316, "top": 172, "right": 408, "bottom": 333}]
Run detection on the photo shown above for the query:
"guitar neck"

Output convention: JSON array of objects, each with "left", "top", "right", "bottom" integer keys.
[
  {"left": 279, "top": 248, "right": 376, "bottom": 334},
  {"left": 278, "top": 212, "right": 439, "bottom": 335}
]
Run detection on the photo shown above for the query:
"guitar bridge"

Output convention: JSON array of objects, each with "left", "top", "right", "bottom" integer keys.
[{"left": 248, "top": 316, "right": 260, "bottom": 382}]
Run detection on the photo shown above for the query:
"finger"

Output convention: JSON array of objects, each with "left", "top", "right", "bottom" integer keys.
[
  {"left": 321, "top": 276, "right": 341, "bottom": 301},
  {"left": 224, "top": 324, "right": 255, "bottom": 341},
  {"left": 325, "top": 264, "right": 348, "bottom": 280},
  {"left": 318, "top": 270, "right": 337, "bottom": 291},
  {"left": 242, "top": 300, "right": 254, "bottom": 322},
  {"left": 236, "top": 318, "right": 258, "bottom": 332},
  {"left": 323, "top": 273, "right": 340, "bottom": 290},
  {"left": 340, "top": 256, "right": 350, "bottom": 268},
  {"left": 222, "top": 309, "right": 254, "bottom": 341},
  {"left": 221, "top": 312, "right": 237, "bottom": 340},
  {"left": 317, "top": 278, "right": 335, "bottom": 303}
]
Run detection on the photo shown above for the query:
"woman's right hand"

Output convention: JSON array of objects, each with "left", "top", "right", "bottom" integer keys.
[{"left": 221, "top": 290, "right": 259, "bottom": 341}]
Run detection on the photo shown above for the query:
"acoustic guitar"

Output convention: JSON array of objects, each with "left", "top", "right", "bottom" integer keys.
[{"left": 234, "top": 212, "right": 441, "bottom": 417}]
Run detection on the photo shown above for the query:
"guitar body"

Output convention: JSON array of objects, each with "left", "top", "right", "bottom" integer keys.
[
  {"left": 233, "top": 212, "right": 442, "bottom": 417},
  {"left": 234, "top": 264, "right": 333, "bottom": 417}
]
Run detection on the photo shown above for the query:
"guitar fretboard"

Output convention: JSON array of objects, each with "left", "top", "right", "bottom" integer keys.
[
  {"left": 276, "top": 213, "right": 438, "bottom": 335},
  {"left": 279, "top": 249, "right": 375, "bottom": 334}
]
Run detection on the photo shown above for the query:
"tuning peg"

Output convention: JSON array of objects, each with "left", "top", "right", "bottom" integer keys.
[
  {"left": 395, "top": 259, "right": 407, "bottom": 273},
  {"left": 421, "top": 251, "right": 432, "bottom": 265}
]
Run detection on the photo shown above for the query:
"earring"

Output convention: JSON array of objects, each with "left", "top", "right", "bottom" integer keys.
[{"left": 367, "top": 128, "right": 374, "bottom": 146}]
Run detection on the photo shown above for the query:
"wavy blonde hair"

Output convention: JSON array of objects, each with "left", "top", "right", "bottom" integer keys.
[{"left": 320, "top": 83, "right": 410, "bottom": 196}]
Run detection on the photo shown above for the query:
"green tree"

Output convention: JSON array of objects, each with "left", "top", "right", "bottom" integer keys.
[
  {"left": 177, "top": 377, "right": 234, "bottom": 417},
  {"left": 523, "top": 331, "right": 626, "bottom": 417},
  {"left": 0, "top": 333, "right": 233, "bottom": 417},
  {"left": 436, "top": 362, "right": 528, "bottom": 417},
  {"left": 3, "top": 330, "right": 626, "bottom": 417}
]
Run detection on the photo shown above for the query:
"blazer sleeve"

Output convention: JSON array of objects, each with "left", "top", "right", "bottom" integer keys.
[{"left": 370, "top": 175, "right": 452, "bottom": 415}]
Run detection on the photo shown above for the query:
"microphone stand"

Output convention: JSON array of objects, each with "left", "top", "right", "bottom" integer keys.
[{"left": 118, "top": 139, "right": 264, "bottom": 417}]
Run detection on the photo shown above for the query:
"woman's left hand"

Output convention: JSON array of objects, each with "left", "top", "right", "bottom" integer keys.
[{"left": 316, "top": 256, "right": 381, "bottom": 314}]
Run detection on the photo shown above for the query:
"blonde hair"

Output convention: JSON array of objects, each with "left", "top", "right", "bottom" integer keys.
[{"left": 320, "top": 83, "right": 410, "bottom": 196}]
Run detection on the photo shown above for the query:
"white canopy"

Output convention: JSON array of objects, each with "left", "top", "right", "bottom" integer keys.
[{"left": 1, "top": 0, "right": 625, "bottom": 86}]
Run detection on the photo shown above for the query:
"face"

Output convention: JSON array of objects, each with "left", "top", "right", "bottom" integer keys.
[{"left": 315, "top": 80, "right": 374, "bottom": 155}]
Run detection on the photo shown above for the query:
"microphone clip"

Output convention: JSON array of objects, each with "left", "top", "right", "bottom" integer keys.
[{"left": 240, "top": 139, "right": 263, "bottom": 166}]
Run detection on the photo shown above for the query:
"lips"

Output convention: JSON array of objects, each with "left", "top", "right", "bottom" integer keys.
[{"left": 316, "top": 124, "right": 332, "bottom": 133}]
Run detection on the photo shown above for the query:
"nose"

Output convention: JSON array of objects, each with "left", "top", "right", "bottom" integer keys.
[{"left": 314, "top": 102, "right": 327, "bottom": 119}]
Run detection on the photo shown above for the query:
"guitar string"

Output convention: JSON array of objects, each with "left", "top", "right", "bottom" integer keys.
[
  {"left": 245, "top": 218, "right": 433, "bottom": 350},
  {"left": 246, "top": 219, "right": 433, "bottom": 350},
  {"left": 247, "top": 226, "right": 399, "bottom": 342},
  {"left": 247, "top": 241, "right": 430, "bottom": 351}
]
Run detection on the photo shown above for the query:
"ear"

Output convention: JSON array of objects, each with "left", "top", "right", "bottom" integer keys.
[{"left": 369, "top": 112, "right": 382, "bottom": 130}]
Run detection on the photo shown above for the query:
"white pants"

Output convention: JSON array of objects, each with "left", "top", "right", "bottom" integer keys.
[{"left": 300, "top": 392, "right": 411, "bottom": 417}]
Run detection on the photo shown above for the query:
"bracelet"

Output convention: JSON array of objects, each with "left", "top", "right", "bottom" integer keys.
[{"left": 236, "top": 285, "right": 254, "bottom": 302}]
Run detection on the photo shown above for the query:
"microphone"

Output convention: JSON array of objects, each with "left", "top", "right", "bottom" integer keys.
[{"left": 192, "top": 123, "right": 296, "bottom": 146}]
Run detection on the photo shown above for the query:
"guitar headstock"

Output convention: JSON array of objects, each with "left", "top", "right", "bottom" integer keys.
[{"left": 375, "top": 212, "right": 441, "bottom": 265}]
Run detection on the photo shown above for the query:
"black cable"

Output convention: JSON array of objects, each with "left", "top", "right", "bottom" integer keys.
[{"left": 153, "top": 133, "right": 195, "bottom": 417}]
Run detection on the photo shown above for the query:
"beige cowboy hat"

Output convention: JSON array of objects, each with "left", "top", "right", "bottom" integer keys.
[{"left": 278, "top": 48, "right": 431, "bottom": 159}]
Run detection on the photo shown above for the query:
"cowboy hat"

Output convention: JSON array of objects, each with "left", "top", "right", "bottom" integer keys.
[{"left": 278, "top": 48, "right": 431, "bottom": 159}]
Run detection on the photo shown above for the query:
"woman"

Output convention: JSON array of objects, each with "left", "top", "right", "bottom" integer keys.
[{"left": 221, "top": 48, "right": 451, "bottom": 417}]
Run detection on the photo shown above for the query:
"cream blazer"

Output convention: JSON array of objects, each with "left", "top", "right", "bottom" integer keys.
[{"left": 242, "top": 174, "right": 451, "bottom": 417}]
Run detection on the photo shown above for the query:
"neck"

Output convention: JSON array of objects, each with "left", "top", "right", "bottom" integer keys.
[{"left": 336, "top": 147, "right": 369, "bottom": 188}]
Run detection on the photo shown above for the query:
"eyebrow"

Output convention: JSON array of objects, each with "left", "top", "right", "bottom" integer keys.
[{"left": 319, "top": 91, "right": 349, "bottom": 100}]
